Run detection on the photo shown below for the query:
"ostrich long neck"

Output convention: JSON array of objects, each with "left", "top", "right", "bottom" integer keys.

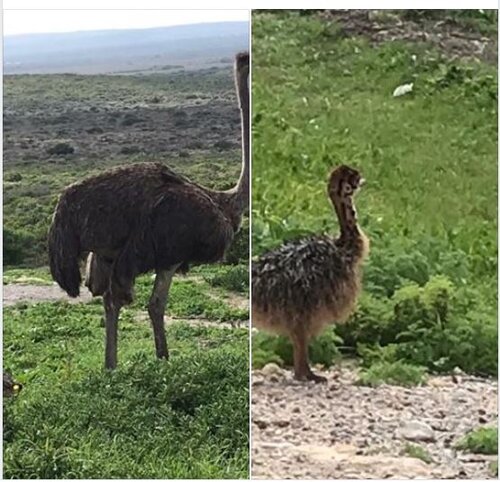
[
  {"left": 331, "top": 194, "right": 360, "bottom": 241},
  {"left": 236, "top": 63, "right": 250, "bottom": 209},
  {"left": 209, "top": 57, "right": 249, "bottom": 229},
  {"left": 230, "top": 64, "right": 249, "bottom": 210}
]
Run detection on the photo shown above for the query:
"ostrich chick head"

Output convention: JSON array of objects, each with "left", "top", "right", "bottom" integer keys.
[{"left": 328, "top": 165, "right": 365, "bottom": 199}]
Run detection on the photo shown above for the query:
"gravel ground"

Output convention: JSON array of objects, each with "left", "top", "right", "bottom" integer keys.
[{"left": 252, "top": 363, "right": 497, "bottom": 479}]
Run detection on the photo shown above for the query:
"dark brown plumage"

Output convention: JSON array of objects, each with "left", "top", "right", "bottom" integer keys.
[
  {"left": 252, "top": 165, "right": 369, "bottom": 382},
  {"left": 48, "top": 52, "right": 249, "bottom": 369}
]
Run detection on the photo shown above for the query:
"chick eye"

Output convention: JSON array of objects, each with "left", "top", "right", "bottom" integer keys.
[{"left": 343, "top": 183, "right": 353, "bottom": 194}]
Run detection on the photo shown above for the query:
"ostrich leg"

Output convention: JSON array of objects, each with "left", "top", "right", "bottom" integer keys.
[
  {"left": 103, "top": 291, "right": 123, "bottom": 370},
  {"left": 291, "top": 330, "right": 327, "bottom": 383},
  {"left": 148, "top": 265, "right": 179, "bottom": 360}
]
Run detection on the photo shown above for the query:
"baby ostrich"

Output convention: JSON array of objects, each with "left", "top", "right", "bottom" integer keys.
[
  {"left": 3, "top": 372, "right": 22, "bottom": 397},
  {"left": 252, "top": 165, "right": 369, "bottom": 382},
  {"left": 48, "top": 51, "right": 249, "bottom": 369}
]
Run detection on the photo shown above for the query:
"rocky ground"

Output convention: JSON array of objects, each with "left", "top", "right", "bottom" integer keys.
[
  {"left": 321, "top": 9, "right": 497, "bottom": 63},
  {"left": 252, "top": 363, "right": 498, "bottom": 479}
]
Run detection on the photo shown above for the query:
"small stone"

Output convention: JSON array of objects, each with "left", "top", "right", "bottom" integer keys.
[
  {"left": 398, "top": 421, "right": 436, "bottom": 442},
  {"left": 261, "top": 363, "right": 284, "bottom": 378},
  {"left": 274, "top": 419, "right": 290, "bottom": 428},
  {"left": 254, "top": 419, "right": 269, "bottom": 429}
]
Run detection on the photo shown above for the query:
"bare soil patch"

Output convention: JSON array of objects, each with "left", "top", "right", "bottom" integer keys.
[
  {"left": 321, "top": 10, "right": 497, "bottom": 63},
  {"left": 3, "top": 283, "right": 93, "bottom": 306}
]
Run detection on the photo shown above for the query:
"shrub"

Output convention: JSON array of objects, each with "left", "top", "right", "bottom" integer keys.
[
  {"left": 358, "top": 361, "right": 427, "bottom": 387},
  {"left": 402, "top": 443, "right": 433, "bottom": 464},
  {"left": 337, "top": 275, "right": 497, "bottom": 376},
  {"left": 456, "top": 427, "right": 498, "bottom": 455},
  {"left": 204, "top": 265, "right": 248, "bottom": 293},
  {"left": 3, "top": 228, "right": 35, "bottom": 266},
  {"left": 5, "top": 172, "right": 22, "bottom": 182},
  {"left": 252, "top": 328, "right": 341, "bottom": 369},
  {"left": 46, "top": 142, "right": 74, "bottom": 155}
]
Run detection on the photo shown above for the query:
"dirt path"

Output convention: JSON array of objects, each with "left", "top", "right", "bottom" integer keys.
[
  {"left": 252, "top": 363, "right": 497, "bottom": 479},
  {"left": 3, "top": 283, "right": 93, "bottom": 306}
]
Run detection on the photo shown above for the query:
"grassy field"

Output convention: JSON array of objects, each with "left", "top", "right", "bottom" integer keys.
[
  {"left": 252, "top": 11, "right": 497, "bottom": 380},
  {"left": 4, "top": 66, "right": 249, "bottom": 478},
  {"left": 4, "top": 269, "right": 249, "bottom": 479}
]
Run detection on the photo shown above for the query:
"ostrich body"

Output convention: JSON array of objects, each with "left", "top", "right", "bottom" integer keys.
[
  {"left": 48, "top": 52, "right": 249, "bottom": 369},
  {"left": 252, "top": 165, "right": 369, "bottom": 382}
]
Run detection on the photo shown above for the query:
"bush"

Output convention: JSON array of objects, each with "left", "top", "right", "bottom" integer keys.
[
  {"left": 402, "top": 443, "right": 433, "bottom": 464},
  {"left": 456, "top": 427, "right": 498, "bottom": 455},
  {"left": 252, "top": 328, "right": 341, "bottom": 369},
  {"left": 5, "top": 172, "right": 22, "bottom": 182},
  {"left": 46, "top": 142, "right": 74, "bottom": 155},
  {"left": 358, "top": 360, "right": 427, "bottom": 387},
  {"left": 3, "top": 228, "right": 35, "bottom": 266},
  {"left": 338, "top": 275, "right": 497, "bottom": 376},
  {"left": 204, "top": 265, "right": 248, "bottom": 293}
]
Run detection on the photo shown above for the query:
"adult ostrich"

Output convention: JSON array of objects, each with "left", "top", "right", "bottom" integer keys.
[{"left": 48, "top": 51, "right": 249, "bottom": 369}]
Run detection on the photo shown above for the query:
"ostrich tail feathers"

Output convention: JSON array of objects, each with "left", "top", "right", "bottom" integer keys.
[{"left": 48, "top": 205, "right": 81, "bottom": 297}]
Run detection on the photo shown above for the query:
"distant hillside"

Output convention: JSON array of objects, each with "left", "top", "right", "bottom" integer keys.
[{"left": 4, "top": 21, "right": 249, "bottom": 74}]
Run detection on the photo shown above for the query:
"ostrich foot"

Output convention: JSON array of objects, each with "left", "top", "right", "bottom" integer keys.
[
  {"left": 306, "top": 372, "right": 327, "bottom": 383},
  {"left": 155, "top": 348, "right": 169, "bottom": 361},
  {"left": 294, "top": 369, "right": 327, "bottom": 383}
]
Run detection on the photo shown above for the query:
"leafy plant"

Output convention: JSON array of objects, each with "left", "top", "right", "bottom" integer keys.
[
  {"left": 402, "top": 443, "right": 433, "bottom": 464},
  {"left": 252, "top": 328, "right": 341, "bottom": 369},
  {"left": 358, "top": 360, "right": 427, "bottom": 387},
  {"left": 456, "top": 427, "right": 498, "bottom": 455}
]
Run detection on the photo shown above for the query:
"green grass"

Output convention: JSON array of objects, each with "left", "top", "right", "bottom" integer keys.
[
  {"left": 358, "top": 361, "right": 427, "bottom": 387},
  {"left": 3, "top": 69, "right": 235, "bottom": 111},
  {"left": 203, "top": 264, "right": 249, "bottom": 294},
  {"left": 402, "top": 443, "right": 433, "bottom": 464},
  {"left": 3, "top": 267, "right": 53, "bottom": 285},
  {"left": 133, "top": 271, "right": 248, "bottom": 322},
  {"left": 251, "top": 11, "right": 497, "bottom": 378},
  {"left": 4, "top": 298, "right": 249, "bottom": 478},
  {"left": 456, "top": 427, "right": 498, "bottom": 455}
]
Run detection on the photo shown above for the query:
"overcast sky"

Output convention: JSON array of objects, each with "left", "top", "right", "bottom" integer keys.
[{"left": 4, "top": 9, "right": 249, "bottom": 36}]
